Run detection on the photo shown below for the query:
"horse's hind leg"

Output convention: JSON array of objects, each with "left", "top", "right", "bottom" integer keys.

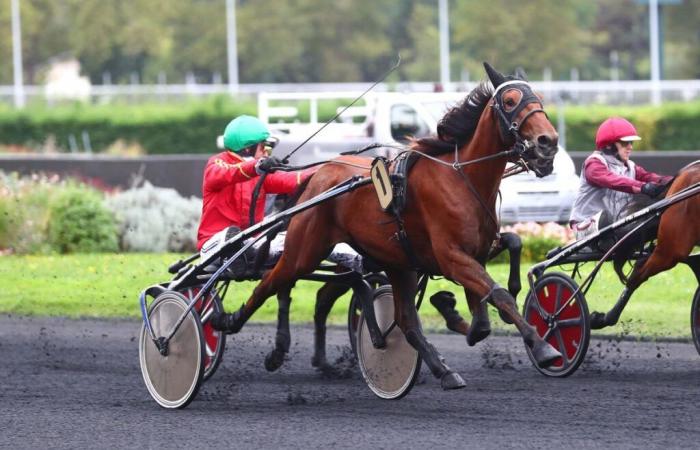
[
  {"left": 488, "top": 232, "right": 522, "bottom": 300},
  {"left": 464, "top": 289, "right": 492, "bottom": 346},
  {"left": 388, "top": 269, "right": 466, "bottom": 390},
  {"left": 485, "top": 232, "right": 522, "bottom": 325},
  {"left": 429, "top": 291, "right": 470, "bottom": 336},
  {"left": 591, "top": 244, "right": 686, "bottom": 329},
  {"left": 211, "top": 240, "right": 330, "bottom": 334},
  {"left": 264, "top": 287, "right": 293, "bottom": 372},
  {"left": 311, "top": 282, "right": 350, "bottom": 368}
]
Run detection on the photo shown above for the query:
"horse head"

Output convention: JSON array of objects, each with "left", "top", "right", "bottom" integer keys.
[{"left": 484, "top": 62, "right": 558, "bottom": 177}]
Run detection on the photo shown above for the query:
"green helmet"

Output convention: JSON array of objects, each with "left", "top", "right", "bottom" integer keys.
[{"left": 223, "top": 115, "right": 270, "bottom": 153}]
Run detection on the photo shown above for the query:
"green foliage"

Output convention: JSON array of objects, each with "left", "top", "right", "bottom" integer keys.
[
  {"left": 5, "top": 97, "right": 700, "bottom": 154},
  {"left": 520, "top": 236, "right": 563, "bottom": 262},
  {"left": 47, "top": 186, "right": 118, "bottom": 253},
  {"left": 13, "top": 0, "right": 700, "bottom": 85},
  {"left": 560, "top": 99, "right": 700, "bottom": 151},
  {"left": 0, "top": 172, "right": 57, "bottom": 254},
  {"left": 0, "top": 96, "right": 256, "bottom": 154}
]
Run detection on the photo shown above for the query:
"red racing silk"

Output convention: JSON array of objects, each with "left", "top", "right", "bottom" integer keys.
[
  {"left": 584, "top": 157, "right": 672, "bottom": 194},
  {"left": 196, "top": 151, "right": 310, "bottom": 249}
]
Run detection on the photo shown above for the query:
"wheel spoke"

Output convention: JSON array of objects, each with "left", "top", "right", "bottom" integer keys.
[
  {"left": 556, "top": 317, "right": 582, "bottom": 328},
  {"left": 542, "top": 327, "right": 553, "bottom": 341},
  {"left": 200, "top": 306, "right": 215, "bottom": 323},
  {"left": 554, "top": 282, "right": 563, "bottom": 313},
  {"left": 554, "top": 329, "right": 570, "bottom": 364},
  {"left": 205, "top": 342, "right": 216, "bottom": 358}
]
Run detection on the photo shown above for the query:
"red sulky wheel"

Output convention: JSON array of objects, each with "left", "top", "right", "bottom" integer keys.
[
  {"left": 178, "top": 285, "right": 226, "bottom": 381},
  {"left": 690, "top": 287, "right": 700, "bottom": 356},
  {"left": 523, "top": 272, "right": 590, "bottom": 377}
]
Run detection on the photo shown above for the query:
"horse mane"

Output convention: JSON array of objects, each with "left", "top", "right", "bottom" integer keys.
[{"left": 410, "top": 81, "right": 494, "bottom": 156}]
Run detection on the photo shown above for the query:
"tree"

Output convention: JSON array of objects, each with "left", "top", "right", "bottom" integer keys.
[
  {"left": 665, "top": 0, "right": 700, "bottom": 78},
  {"left": 450, "top": 0, "right": 595, "bottom": 81},
  {"left": 588, "top": 0, "right": 649, "bottom": 80}
]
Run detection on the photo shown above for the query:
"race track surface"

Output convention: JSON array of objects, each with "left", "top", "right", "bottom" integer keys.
[{"left": 2, "top": 315, "right": 699, "bottom": 449}]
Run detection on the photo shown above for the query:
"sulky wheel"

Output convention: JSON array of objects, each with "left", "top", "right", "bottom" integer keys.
[
  {"left": 523, "top": 272, "right": 590, "bottom": 377},
  {"left": 139, "top": 291, "right": 205, "bottom": 409},
  {"left": 347, "top": 272, "right": 389, "bottom": 356},
  {"left": 691, "top": 287, "right": 700, "bottom": 356},
  {"left": 356, "top": 285, "right": 421, "bottom": 399},
  {"left": 178, "top": 285, "right": 226, "bottom": 381}
]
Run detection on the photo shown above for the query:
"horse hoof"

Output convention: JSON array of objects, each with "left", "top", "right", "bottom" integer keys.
[
  {"left": 440, "top": 371, "right": 467, "bottom": 390},
  {"left": 589, "top": 311, "right": 608, "bottom": 330},
  {"left": 532, "top": 342, "right": 562, "bottom": 368},
  {"left": 447, "top": 319, "right": 470, "bottom": 336},
  {"left": 264, "top": 349, "right": 286, "bottom": 372},
  {"left": 310, "top": 354, "right": 327, "bottom": 368},
  {"left": 466, "top": 324, "right": 491, "bottom": 346},
  {"left": 498, "top": 309, "right": 514, "bottom": 325}
]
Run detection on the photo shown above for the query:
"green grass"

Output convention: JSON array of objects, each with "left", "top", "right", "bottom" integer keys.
[{"left": 0, "top": 253, "right": 697, "bottom": 338}]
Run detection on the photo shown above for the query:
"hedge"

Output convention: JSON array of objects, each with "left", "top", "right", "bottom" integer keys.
[
  {"left": 3, "top": 96, "right": 700, "bottom": 154},
  {"left": 557, "top": 100, "right": 700, "bottom": 151},
  {"left": 0, "top": 96, "right": 256, "bottom": 155}
]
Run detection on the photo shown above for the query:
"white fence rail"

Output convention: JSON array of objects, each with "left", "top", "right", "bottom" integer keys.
[{"left": 3, "top": 80, "right": 700, "bottom": 105}]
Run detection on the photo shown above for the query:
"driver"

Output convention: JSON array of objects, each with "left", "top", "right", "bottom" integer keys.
[
  {"left": 197, "top": 115, "right": 311, "bottom": 252},
  {"left": 569, "top": 117, "right": 672, "bottom": 239}
]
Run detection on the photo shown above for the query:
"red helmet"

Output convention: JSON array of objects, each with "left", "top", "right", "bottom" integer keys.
[{"left": 595, "top": 117, "right": 641, "bottom": 150}]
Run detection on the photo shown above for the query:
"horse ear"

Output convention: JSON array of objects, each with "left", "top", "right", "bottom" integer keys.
[
  {"left": 514, "top": 66, "right": 528, "bottom": 81},
  {"left": 483, "top": 62, "right": 506, "bottom": 89}
]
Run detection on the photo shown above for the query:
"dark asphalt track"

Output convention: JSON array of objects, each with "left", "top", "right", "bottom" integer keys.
[{"left": 2, "top": 315, "right": 699, "bottom": 449}]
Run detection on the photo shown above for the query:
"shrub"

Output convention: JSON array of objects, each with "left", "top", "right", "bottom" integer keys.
[
  {"left": 0, "top": 172, "right": 61, "bottom": 254},
  {"left": 47, "top": 186, "right": 118, "bottom": 253},
  {"left": 105, "top": 182, "right": 201, "bottom": 253},
  {"left": 492, "top": 222, "right": 573, "bottom": 263}
]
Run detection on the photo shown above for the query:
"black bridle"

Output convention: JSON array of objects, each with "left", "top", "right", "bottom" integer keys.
[{"left": 489, "top": 80, "right": 555, "bottom": 177}]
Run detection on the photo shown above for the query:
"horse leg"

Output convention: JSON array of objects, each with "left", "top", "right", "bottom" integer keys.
[
  {"left": 211, "top": 241, "right": 330, "bottom": 334},
  {"left": 429, "top": 290, "right": 470, "bottom": 336},
  {"left": 311, "top": 282, "right": 350, "bottom": 368},
  {"left": 590, "top": 247, "right": 683, "bottom": 329},
  {"left": 264, "top": 286, "right": 293, "bottom": 372},
  {"left": 387, "top": 269, "right": 466, "bottom": 390},
  {"left": 437, "top": 249, "right": 561, "bottom": 368},
  {"left": 464, "top": 289, "right": 492, "bottom": 346}
]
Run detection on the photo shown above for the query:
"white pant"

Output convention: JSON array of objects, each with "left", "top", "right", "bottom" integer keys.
[{"left": 201, "top": 229, "right": 364, "bottom": 274}]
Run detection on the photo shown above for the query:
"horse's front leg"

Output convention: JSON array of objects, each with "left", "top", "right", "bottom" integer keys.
[
  {"left": 437, "top": 248, "right": 561, "bottom": 369},
  {"left": 387, "top": 269, "right": 466, "bottom": 390},
  {"left": 311, "top": 282, "right": 350, "bottom": 368},
  {"left": 264, "top": 287, "right": 293, "bottom": 372}
]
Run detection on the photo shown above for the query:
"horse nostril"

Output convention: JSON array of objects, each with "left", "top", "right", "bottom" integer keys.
[{"left": 537, "top": 133, "right": 559, "bottom": 148}]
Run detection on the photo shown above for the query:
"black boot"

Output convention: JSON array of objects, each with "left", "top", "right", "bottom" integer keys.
[{"left": 210, "top": 310, "right": 243, "bottom": 334}]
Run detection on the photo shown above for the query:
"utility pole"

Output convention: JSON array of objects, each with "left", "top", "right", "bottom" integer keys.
[
  {"left": 649, "top": 0, "right": 661, "bottom": 105},
  {"left": 225, "top": 0, "right": 239, "bottom": 94},
  {"left": 11, "top": 0, "right": 25, "bottom": 108},
  {"left": 439, "top": 0, "right": 450, "bottom": 90}
]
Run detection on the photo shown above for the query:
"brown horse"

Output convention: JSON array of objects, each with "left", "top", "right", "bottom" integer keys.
[
  {"left": 591, "top": 162, "right": 700, "bottom": 329},
  {"left": 212, "top": 63, "right": 563, "bottom": 389}
]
